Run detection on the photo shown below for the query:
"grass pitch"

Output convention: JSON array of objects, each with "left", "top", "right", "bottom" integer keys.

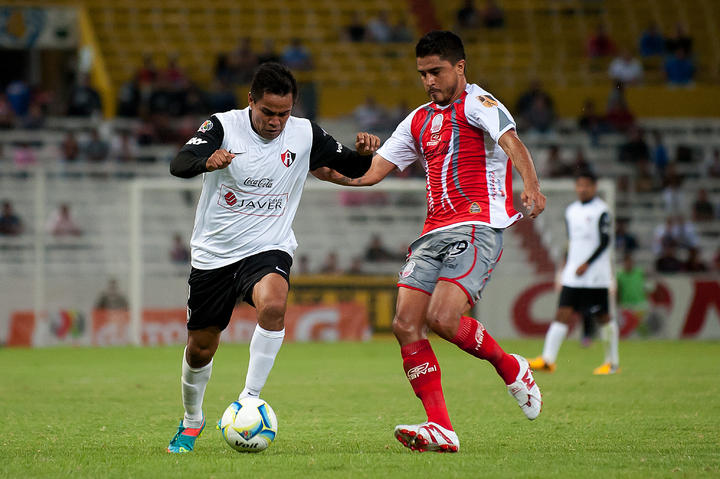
[{"left": 1, "top": 338, "right": 719, "bottom": 478}]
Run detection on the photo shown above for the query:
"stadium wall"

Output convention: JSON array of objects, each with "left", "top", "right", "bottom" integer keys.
[{"left": 2, "top": 274, "right": 719, "bottom": 347}]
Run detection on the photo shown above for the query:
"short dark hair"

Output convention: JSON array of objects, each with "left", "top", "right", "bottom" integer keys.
[
  {"left": 249, "top": 62, "right": 298, "bottom": 103},
  {"left": 575, "top": 168, "right": 597, "bottom": 183},
  {"left": 415, "top": 31, "right": 466, "bottom": 64}
]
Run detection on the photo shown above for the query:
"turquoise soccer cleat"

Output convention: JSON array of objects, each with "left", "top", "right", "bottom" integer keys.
[{"left": 167, "top": 418, "right": 205, "bottom": 453}]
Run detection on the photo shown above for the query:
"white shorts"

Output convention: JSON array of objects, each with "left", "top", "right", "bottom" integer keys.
[{"left": 397, "top": 224, "right": 503, "bottom": 305}]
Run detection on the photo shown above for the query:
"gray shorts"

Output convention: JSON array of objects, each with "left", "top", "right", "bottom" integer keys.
[{"left": 398, "top": 224, "right": 503, "bottom": 305}]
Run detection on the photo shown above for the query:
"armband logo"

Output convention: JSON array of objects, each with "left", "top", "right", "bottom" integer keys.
[
  {"left": 198, "top": 120, "right": 213, "bottom": 132},
  {"left": 476, "top": 95, "right": 498, "bottom": 108}
]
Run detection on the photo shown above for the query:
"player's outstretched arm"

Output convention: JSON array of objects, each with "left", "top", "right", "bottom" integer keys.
[
  {"left": 311, "top": 153, "right": 397, "bottom": 187},
  {"left": 499, "top": 129, "right": 546, "bottom": 218}
]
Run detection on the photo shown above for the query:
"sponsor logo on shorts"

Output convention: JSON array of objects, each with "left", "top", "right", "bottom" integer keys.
[
  {"left": 198, "top": 119, "right": 213, "bottom": 132},
  {"left": 243, "top": 177, "right": 274, "bottom": 188},
  {"left": 469, "top": 202, "right": 482, "bottom": 213},
  {"left": 400, "top": 260, "right": 416, "bottom": 279},
  {"left": 406, "top": 361, "right": 438, "bottom": 380}
]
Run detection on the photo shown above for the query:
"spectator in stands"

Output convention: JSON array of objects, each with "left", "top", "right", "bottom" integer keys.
[
  {"left": 60, "top": 131, "right": 80, "bottom": 164},
  {"left": 12, "top": 142, "right": 37, "bottom": 171},
  {"left": 231, "top": 37, "right": 259, "bottom": 83},
  {"left": 615, "top": 218, "right": 638, "bottom": 254},
  {"left": 481, "top": 0, "right": 505, "bottom": 28},
  {"left": 281, "top": 38, "right": 313, "bottom": 71},
  {"left": 6, "top": 79, "right": 31, "bottom": 117},
  {"left": 692, "top": 189, "right": 715, "bottom": 222},
  {"left": 587, "top": 24, "right": 616, "bottom": 58},
  {"left": 650, "top": 130, "right": 670, "bottom": 177},
  {"left": 456, "top": 0, "right": 480, "bottom": 30},
  {"left": 706, "top": 148, "right": 720, "bottom": 178},
  {"left": 515, "top": 80, "right": 555, "bottom": 131},
  {"left": 634, "top": 159, "right": 657, "bottom": 193},
  {"left": 206, "top": 79, "right": 238, "bottom": 114},
  {"left": 136, "top": 54, "right": 158, "bottom": 98},
  {"left": 577, "top": 99, "right": 607, "bottom": 143},
  {"left": 713, "top": 247, "right": 720, "bottom": 272},
  {"left": 47, "top": 203, "right": 82, "bottom": 237},
  {"left": 347, "top": 257, "right": 365, "bottom": 275},
  {"left": 110, "top": 130, "right": 139, "bottom": 164},
  {"left": 664, "top": 48, "right": 695, "bottom": 86},
  {"left": 619, "top": 126, "right": 650, "bottom": 164},
  {"left": 21, "top": 102, "right": 46, "bottom": 130},
  {"left": 545, "top": 145, "right": 573, "bottom": 178},
  {"left": 353, "top": 96, "right": 388, "bottom": 133},
  {"left": 0, "top": 200, "right": 22, "bottom": 236},
  {"left": 571, "top": 147, "right": 591, "bottom": 173},
  {"left": 665, "top": 23, "right": 693, "bottom": 56},
  {"left": 320, "top": 251, "right": 341, "bottom": 275},
  {"left": 655, "top": 244, "right": 683, "bottom": 274},
  {"left": 661, "top": 162, "right": 685, "bottom": 214},
  {"left": 638, "top": 22, "right": 665, "bottom": 58},
  {"left": 257, "top": 39, "right": 281, "bottom": 65},
  {"left": 161, "top": 54, "right": 190, "bottom": 92},
  {"left": 364, "top": 234, "right": 396, "bottom": 262},
  {"left": 684, "top": 247, "right": 708, "bottom": 273},
  {"left": 84, "top": 129, "right": 110, "bottom": 163},
  {"left": 608, "top": 49, "right": 643, "bottom": 85},
  {"left": 95, "top": 278, "right": 128, "bottom": 310},
  {"left": 67, "top": 74, "right": 102, "bottom": 117},
  {"left": 390, "top": 18, "right": 413, "bottom": 43},
  {"left": 345, "top": 12, "right": 367, "bottom": 42},
  {"left": 296, "top": 255, "right": 310, "bottom": 275},
  {"left": 525, "top": 95, "right": 555, "bottom": 133},
  {"left": 214, "top": 53, "right": 234, "bottom": 86},
  {"left": 117, "top": 79, "right": 141, "bottom": 118},
  {"left": 367, "top": 11, "right": 393, "bottom": 43},
  {"left": 605, "top": 82, "right": 635, "bottom": 132},
  {"left": 170, "top": 233, "right": 190, "bottom": 264},
  {"left": 0, "top": 93, "right": 15, "bottom": 129},
  {"left": 653, "top": 215, "right": 698, "bottom": 255}
]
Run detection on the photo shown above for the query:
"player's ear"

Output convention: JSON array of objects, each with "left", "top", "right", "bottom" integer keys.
[
  {"left": 455, "top": 59, "right": 466, "bottom": 76},
  {"left": 248, "top": 92, "right": 254, "bottom": 108}
]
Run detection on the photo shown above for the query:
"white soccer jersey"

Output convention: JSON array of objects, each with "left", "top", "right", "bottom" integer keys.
[
  {"left": 561, "top": 196, "right": 612, "bottom": 288},
  {"left": 376, "top": 83, "right": 520, "bottom": 236},
  {"left": 173, "top": 108, "right": 368, "bottom": 270}
]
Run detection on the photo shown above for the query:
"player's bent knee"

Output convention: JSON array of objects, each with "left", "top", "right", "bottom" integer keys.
[
  {"left": 425, "top": 310, "right": 455, "bottom": 339},
  {"left": 392, "top": 314, "right": 421, "bottom": 342}
]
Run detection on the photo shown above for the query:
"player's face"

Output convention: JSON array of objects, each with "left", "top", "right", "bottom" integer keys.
[
  {"left": 248, "top": 92, "right": 294, "bottom": 140},
  {"left": 417, "top": 55, "right": 466, "bottom": 106},
  {"left": 575, "top": 177, "right": 597, "bottom": 202}
]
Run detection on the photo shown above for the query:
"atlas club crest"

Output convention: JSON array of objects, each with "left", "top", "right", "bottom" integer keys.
[{"left": 281, "top": 149, "right": 296, "bottom": 167}]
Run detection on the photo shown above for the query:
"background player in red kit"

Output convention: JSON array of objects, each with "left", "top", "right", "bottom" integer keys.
[{"left": 320, "top": 31, "right": 547, "bottom": 452}]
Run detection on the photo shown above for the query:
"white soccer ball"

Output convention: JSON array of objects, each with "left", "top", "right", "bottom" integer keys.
[{"left": 219, "top": 398, "right": 278, "bottom": 453}]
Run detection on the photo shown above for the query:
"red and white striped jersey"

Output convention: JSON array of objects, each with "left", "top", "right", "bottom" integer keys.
[{"left": 376, "top": 83, "right": 522, "bottom": 236}]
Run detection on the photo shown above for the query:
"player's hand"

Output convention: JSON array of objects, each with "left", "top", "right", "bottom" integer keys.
[
  {"left": 522, "top": 187, "right": 546, "bottom": 219},
  {"left": 206, "top": 149, "right": 234, "bottom": 172},
  {"left": 355, "top": 132, "right": 380, "bottom": 156},
  {"left": 576, "top": 263, "right": 589, "bottom": 276}
]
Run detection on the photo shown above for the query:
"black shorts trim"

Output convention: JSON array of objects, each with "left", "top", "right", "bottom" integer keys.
[
  {"left": 186, "top": 250, "right": 292, "bottom": 331},
  {"left": 558, "top": 286, "right": 609, "bottom": 317}
]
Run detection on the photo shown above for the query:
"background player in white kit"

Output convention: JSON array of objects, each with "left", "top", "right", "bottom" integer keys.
[
  {"left": 529, "top": 170, "right": 620, "bottom": 375},
  {"left": 319, "top": 31, "right": 546, "bottom": 453},
  {"left": 166, "top": 63, "right": 380, "bottom": 453}
]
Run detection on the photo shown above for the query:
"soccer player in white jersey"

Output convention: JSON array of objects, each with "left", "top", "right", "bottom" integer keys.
[
  {"left": 529, "top": 170, "right": 620, "bottom": 375},
  {"left": 318, "top": 31, "right": 546, "bottom": 453},
  {"left": 166, "top": 63, "right": 380, "bottom": 453}
]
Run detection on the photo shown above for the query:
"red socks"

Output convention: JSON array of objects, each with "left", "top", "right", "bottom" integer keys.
[
  {"left": 451, "top": 316, "right": 519, "bottom": 385},
  {"left": 401, "top": 339, "right": 453, "bottom": 430}
]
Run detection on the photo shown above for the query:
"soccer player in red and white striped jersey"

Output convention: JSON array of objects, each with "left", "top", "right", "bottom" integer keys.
[{"left": 321, "top": 31, "right": 546, "bottom": 452}]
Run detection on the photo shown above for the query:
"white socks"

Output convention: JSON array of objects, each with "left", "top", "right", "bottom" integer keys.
[
  {"left": 239, "top": 325, "right": 285, "bottom": 399},
  {"left": 542, "top": 322, "right": 569, "bottom": 364},
  {"left": 181, "top": 347, "right": 213, "bottom": 428},
  {"left": 601, "top": 319, "right": 620, "bottom": 366}
]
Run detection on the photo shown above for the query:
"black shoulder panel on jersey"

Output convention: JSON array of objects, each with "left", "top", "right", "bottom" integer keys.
[
  {"left": 586, "top": 211, "right": 611, "bottom": 265},
  {"left": 170, "top": 115, "right": 225, "bottom": 178},
  {"left": 308, "top": 121, "right": 372, "bottom": 178}
]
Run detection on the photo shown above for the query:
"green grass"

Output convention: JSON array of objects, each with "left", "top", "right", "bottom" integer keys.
[{"left": 1, "top": 339, "right": 719, "bottom": 478}]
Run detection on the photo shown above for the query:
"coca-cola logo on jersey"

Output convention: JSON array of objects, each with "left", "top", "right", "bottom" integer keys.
[{"left": 243, "top": 177, "right": 274, "bottom": 188}]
